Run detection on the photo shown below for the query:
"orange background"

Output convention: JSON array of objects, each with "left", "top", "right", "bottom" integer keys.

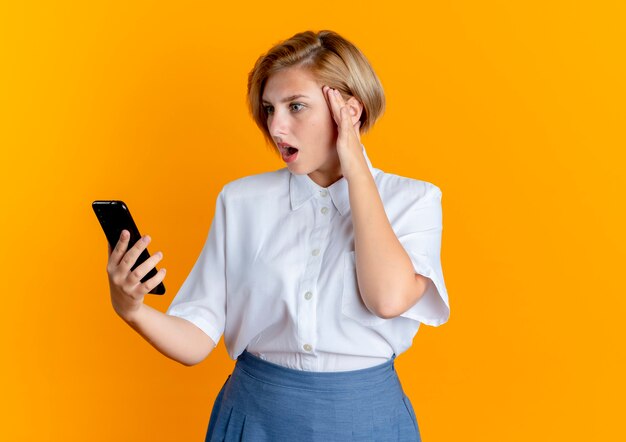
[{"left": 1, "top": 1, "right": 624, "bottom": 441}]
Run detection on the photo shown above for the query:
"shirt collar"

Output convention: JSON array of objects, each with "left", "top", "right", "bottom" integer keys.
[{"left": 289, "top": 145, "right": 379, "bottom": 216}]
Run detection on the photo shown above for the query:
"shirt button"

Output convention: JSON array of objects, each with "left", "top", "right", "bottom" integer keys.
[
  {"left": 320, "top": 207, "right": 329, "bottom": 215},
  {"left": 312, "top": 248, "right": 320, "bottom": 256},
  {"left": 320, "top": 189, "right": 329, "bottom": 197},
  {"left": 303, "top": 344, "right": 312, "bottom": 352},
  {"left": 304, "top": 291, "right": 313, "bottom": 300}
]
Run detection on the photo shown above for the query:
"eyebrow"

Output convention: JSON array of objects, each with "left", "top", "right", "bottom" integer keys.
[{"left": 261, "top": 94, "right": 310, "bottom": 104}]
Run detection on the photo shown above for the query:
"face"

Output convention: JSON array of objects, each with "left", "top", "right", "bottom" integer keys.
[{"left": 262, "top": 67, "right": 340, "bottom": 187}]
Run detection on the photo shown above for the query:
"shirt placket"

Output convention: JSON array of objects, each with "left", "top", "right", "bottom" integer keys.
[{"left": 296, "top": 188, "right": 333, "bottom": 371}]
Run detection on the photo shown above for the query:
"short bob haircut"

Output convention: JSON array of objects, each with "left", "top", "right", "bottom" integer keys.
[{"left": 247, "top": 30, "right": 386, "bottom": 149}]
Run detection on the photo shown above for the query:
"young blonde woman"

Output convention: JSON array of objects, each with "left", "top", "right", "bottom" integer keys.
[{"left": 106, "top": 30, "right": 450, "bottom": 441}]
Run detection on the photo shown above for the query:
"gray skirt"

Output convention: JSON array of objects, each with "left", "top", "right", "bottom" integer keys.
[{"left": 205, "top": 350, "right": 421, "bottom": 441}]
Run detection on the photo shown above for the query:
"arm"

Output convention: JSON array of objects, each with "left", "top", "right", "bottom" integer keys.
[
  {"left": 324, "top": 86, "right": 427, "bottom": 319},
  {"left": 107, "top": 231, "right": 215, "bottom": 367},
  {"left": 123, "top": 304, "right": 215, "bottom": 367},
  {"left": 347, "top": 170, "right": 428, "bottom": 319}
]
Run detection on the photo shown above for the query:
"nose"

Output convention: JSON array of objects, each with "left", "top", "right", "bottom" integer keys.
[{"left": 268, "top": 108, "right": 289, "bottom": 138}]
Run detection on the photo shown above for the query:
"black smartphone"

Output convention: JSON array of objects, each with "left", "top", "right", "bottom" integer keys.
[{"left": 92, "top": 200, "right": 165, "bottom": 295}]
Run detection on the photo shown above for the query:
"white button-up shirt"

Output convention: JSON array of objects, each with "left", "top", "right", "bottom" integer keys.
[{"left": 166, "top": 146, "right": 450, "bottom": 372}]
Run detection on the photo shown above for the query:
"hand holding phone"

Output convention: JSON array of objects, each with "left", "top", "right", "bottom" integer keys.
[
  {"left": 93, "top": 200, "right": 166, "bottom": 320},
  {"left": 107, "top": 230, "right": 166, "bottom": 321}
]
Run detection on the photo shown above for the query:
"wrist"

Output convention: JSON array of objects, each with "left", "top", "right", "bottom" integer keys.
[
  {"left": 344, "top": 157, "right": 370, "bottom": 183},
  {"left": 116, "top": 300, "right": 145, "bottom": 326},
  {"left": 345, "top": 166, "right": 373, "bottom": 184}
]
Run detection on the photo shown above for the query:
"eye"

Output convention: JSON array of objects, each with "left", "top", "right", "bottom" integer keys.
[
  {"left": 290, "top": 103, "right": 304, "bottom": 112},
  {"left": 263, "top": 105, "right": 274, "bottom": 115}
]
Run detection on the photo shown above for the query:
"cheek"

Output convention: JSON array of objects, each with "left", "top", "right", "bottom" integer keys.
[
  {"left": 293, "top": 108, "right": 337, "bottom": 146},
  {"left": 306, "top": 122, "right": 335, "bottom": 149},
  {"left": 309, "top": 112, "right": 337, "bottom": 138}
]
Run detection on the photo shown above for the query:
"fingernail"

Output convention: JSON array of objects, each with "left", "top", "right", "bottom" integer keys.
[{"left": 143, "top": 235, "right": 151, "bottom": 243}]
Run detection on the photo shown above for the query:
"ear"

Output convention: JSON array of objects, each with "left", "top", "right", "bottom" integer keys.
[{"left": 345, "top": 96, "right": 364, "bottom": 127}]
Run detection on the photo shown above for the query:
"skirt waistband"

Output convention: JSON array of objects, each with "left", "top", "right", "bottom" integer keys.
[{"left": 235, "top": 350, "right": 397, "bottom": 392}]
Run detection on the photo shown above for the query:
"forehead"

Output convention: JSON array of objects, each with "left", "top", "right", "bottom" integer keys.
[{"left": 262, "top": 67, "right": 321, "bottom": 101}]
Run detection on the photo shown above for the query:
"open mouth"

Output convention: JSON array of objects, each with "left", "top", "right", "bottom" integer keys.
[
  {"left": 279, "top": 143, "right": 299, "bottom": 162},
  {"left": 277, "top": 143, "right": 298, "bottom": 157}
]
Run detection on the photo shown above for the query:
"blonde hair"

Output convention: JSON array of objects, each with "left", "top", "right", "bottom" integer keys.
[{"left": 247, "top": 30, "right": 386, "bottom": 147}]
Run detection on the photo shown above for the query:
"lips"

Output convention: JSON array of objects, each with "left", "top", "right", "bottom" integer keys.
[
  {"left": 277, "top": 142, "right": 298, "bottom": 154},
  {"left": 277, "top": 142, "right": 299, "bottom": 163},
  {"left": 277, "top": 143, "right": 298, "bottom": 162}
]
